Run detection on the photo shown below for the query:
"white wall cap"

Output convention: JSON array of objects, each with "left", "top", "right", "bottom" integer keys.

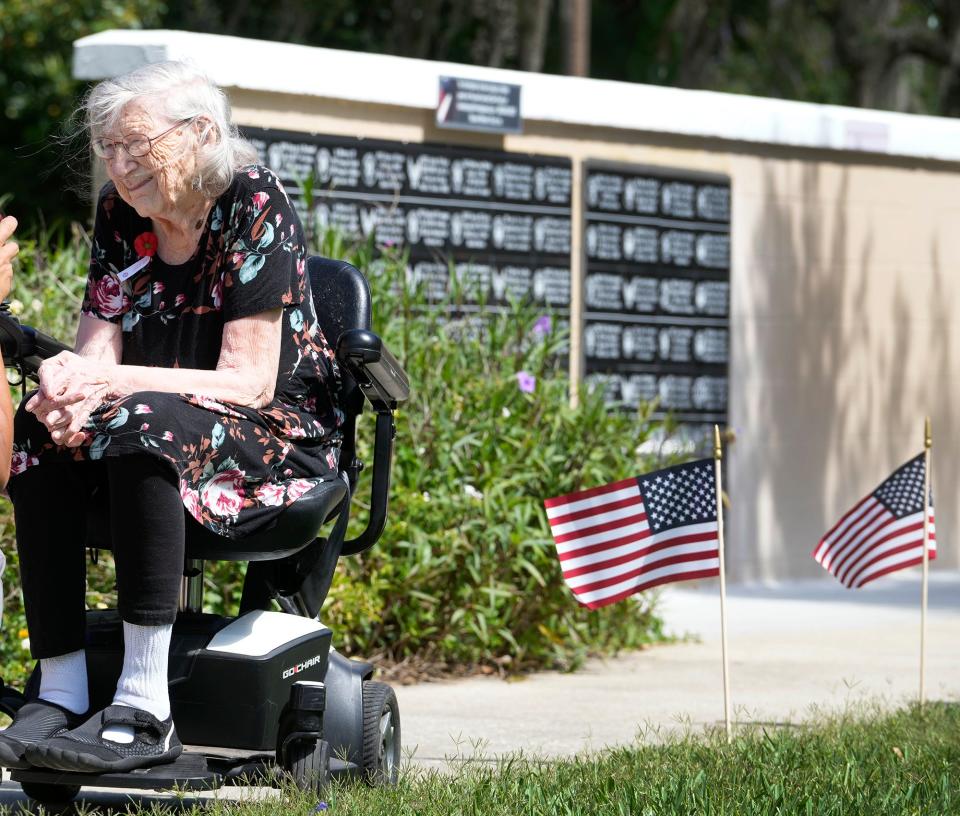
[{"left": 74, "top": 28, "right": 960, "bottom": 163}]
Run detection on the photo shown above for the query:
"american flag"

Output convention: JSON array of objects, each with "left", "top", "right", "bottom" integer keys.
[
  {"left": 813, "top": 454, "right": 936, "bottom": 588},
  {"left": 544, "top": 459, "right": 720, "bottom": 609}
]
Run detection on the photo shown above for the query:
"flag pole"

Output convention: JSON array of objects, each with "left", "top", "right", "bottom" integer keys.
[
  {"left": 920, "top": 416, "right": 932, "bottom": 707},
  {"left": 714, "top": 425, "right": 732, "bottom": 742}
]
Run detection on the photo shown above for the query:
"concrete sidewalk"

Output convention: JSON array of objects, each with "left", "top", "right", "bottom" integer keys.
[{"left": 394, "top": 570, "right": 960, "bottom": 767}]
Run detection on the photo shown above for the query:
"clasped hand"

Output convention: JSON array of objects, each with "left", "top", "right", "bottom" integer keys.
[{"left": 27, "top": 351, "right": 112, "bottom": 447}]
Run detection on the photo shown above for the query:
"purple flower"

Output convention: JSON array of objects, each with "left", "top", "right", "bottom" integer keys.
[
  {"left": 313, "top": 804, "right": 329, "bottom": 813},
  {"left": 516, "top": 371, "right": 536, "bottom": 393},
  {"left": 532, "top": 315, "right": 552, "bottom": 336}
]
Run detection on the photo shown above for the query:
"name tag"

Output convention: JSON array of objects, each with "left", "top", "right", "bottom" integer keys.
[{"left": 117, "top": 256, "right": 151, "bottom": 282}]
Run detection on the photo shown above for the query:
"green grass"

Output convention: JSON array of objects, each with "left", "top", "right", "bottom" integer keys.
[
  {"left": 320, "top": 703, "right": 960, "bottom": 816},
  {"left": 24, "top": 702, "right": 959, "bottom": 815}
]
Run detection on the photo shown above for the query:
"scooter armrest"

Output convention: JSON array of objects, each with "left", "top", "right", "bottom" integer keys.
[{"left": 335, "top": 329, "right": 410, "bottom": 410}]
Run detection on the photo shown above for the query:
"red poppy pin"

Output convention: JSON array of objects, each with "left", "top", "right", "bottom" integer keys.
[{"left": 134, "top": 232, "right": 158, "bottom": 258}]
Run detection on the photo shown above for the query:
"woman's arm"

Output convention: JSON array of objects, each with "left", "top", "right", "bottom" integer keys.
[
  {"left": 0, "top": 214, "right": 19, "bottom": 488},
  {"left": 107, "top": 308, "right": 283, "bottom": 407},
  {"left": 75, "top": 312, "right": 123, "bottom": 365},
  {"left": 33, "top": 308, "right": 284, "bottom": 441},
  {"left": 0, "top": 379, "right": 11, "bottom": 489}
]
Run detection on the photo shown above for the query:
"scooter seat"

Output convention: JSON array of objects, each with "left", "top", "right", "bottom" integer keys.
[{"left": 183, "top": 477, "right": 348, "bottom": 561}]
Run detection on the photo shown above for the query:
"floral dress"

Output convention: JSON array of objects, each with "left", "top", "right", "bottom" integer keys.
[{"left": 11, "top": 165, "right": 343, "bottom": 539}]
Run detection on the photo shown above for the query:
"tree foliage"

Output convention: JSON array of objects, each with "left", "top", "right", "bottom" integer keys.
[
  {"left": 654, "top": 0, "right": 960, "bottom": 113},
  {"left": 0, "top": 0, "right": 164, "bottom": 223}
]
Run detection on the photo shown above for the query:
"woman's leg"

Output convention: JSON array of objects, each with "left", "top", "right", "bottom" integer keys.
[
  {"left": 108, "top": 453, "right": 185, "bottom": 630},
  {"left": 8, "top": 457, "right": 103, "bottom": 717},
  {"left": 0, "top": 412, "right": 102, "bottom": 765},
  {"left": 104, "top": 453, "right": 184, "bottom": 743},
  {"left": 6, "top": 454, "right": 187, "bottom": 770},
  {"left": 8, "top": 461, "right": 95, "bottom": 662}
]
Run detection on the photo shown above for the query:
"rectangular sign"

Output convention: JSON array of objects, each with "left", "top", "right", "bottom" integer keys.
[
  {"left": 242, "top": 128, "right": 571, "bottom": 314},
  {"left": 582, "top": 162, "right": 731, "bottom": 440},
  {"left": 437, "top": 76, "right": 522, "bottom": 134}
]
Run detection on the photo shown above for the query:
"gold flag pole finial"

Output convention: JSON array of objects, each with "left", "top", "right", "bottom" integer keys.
[
  {"left": 713, "top": 425, "right": 723, "bottom": 462},
  {"left": 925, "top": 416, "right": 932, "bottom": 450}
]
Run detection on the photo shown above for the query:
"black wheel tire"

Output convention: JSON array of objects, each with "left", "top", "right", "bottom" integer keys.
[
  {"left": 361, "top": 681, "right": 400, "bottom": 786},
  {"left": 19, "top": 781, "right": 81, "bottom": 806},
  {"left": 285, "top": 738, "right": 331, "bottom": 794}
]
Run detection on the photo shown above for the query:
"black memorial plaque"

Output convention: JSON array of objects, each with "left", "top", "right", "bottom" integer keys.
[
  {"left": 583, "top": 162, "right": 730, "bottom": 435},
  {"left": 436, "top": 76, "right": 522, "bottom": 134},
  {"left": 241, "top": 128, "right": 572, "bottom": 314}
]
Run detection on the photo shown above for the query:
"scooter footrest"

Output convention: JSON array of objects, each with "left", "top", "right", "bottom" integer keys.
[{"left": 12, "top": 752, "right": 223, "bottom": 791}]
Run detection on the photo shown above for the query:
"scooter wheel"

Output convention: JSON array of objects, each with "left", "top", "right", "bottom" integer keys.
[
  {"left": 285, "top": 737, "right": 331, "bottom": 794},
  {"left": 19, "top": 781, "right": 81, "bottom": 806},
  {"left": 361, "top": 681, "right": 400, "bottom": 786}
]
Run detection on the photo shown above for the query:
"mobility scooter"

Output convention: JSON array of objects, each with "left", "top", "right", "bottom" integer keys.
[{"left": 0, "top": 256, "right": 410, "bottom": 805}]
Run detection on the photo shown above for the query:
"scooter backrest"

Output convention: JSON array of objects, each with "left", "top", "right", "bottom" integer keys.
[
  {"left": 306, "top": 256, "right": 370, "bottom": 469},
  {"left": 307, "top": 256, "right": 372, "bottom": 343}
]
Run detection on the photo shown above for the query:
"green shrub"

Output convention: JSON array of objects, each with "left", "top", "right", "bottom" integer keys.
[{"left": 0, "top": 226, "right": 672, "bottom": 683}]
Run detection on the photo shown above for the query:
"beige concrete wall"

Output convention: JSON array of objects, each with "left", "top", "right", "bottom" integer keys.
[
  {"left": 728, "top": 152, "right": 960, "bottom": 580},
  {"left": 228, "top": 89, "right": 960, "bottom": 581}
]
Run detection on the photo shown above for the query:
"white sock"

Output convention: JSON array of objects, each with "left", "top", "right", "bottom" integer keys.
[
  {"left": 39, "top": 650, "right": 89, "bottom": 715},
  {"left": 103, "top": 622, "right": 172, "bottom": 745}
]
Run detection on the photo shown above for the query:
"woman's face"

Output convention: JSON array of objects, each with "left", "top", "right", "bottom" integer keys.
[{"left": 99, "top": 101, "right": 199, "bottom": 222}]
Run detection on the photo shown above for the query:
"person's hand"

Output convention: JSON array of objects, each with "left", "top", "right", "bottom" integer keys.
[
  {"left": 27, "top": 352, "right": 113, "bottom": 447},
  {"left": 0, "top": 214, "right": 18, "bottom": 302},
  {"left": 27, "top": 351, "right": 112, "bottom": 412},
  {"left": 30, "top": 389, "right": 106, "bottom": 447}
]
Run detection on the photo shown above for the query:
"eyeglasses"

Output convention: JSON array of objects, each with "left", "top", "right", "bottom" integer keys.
[{"left": 91, "top": 117, "right": 196, "bottom": 160}]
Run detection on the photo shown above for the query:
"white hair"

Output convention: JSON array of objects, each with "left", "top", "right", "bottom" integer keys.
[{"left": 83, "top": 60, "right": 260, "bottom": 198}]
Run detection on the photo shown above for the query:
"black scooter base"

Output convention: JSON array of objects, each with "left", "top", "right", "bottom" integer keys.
[
  {"left": 11, "top": 746, "right": 360, "bottom": 793},
  {"left": 12, "top": 750, "right": 225, "bottom": 792}
]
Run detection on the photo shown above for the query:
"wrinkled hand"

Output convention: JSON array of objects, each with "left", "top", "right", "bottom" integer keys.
[
  {"left": 27, "top": 351, "right": 112, "bottom": 446},
  {"left": 29, "top": 390, "right": 107, "bottom": 447},
  {"left": 30, "top": 350, "right": 111, "bottom": 408},
  {"left": 0, "top": 214, "right": 18, "bottom": 302}
]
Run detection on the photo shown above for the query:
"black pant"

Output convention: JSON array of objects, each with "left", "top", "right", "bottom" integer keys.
[{"left": 8, "top": 453, "right": 185, "bottom": 659}]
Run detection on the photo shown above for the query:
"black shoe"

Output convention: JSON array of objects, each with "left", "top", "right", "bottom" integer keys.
[
  {"left": 0, "top": 700, "right": 87, "bottom": 769},
  {"left": 25, "top": 705, "right": 182, "bottom": 773}
]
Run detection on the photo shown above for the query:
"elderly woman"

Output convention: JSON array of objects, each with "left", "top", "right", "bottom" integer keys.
[{"left": 0, "top": 62, "right": 341, "bottom": 772}]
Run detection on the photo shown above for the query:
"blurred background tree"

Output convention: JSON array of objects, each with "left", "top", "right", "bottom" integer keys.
[
  {"left": 0, "top": 0, "right": 165, "bottom": 224},
  {"left": 3, "top": 0, "right": 960, "bottom": 226}
]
